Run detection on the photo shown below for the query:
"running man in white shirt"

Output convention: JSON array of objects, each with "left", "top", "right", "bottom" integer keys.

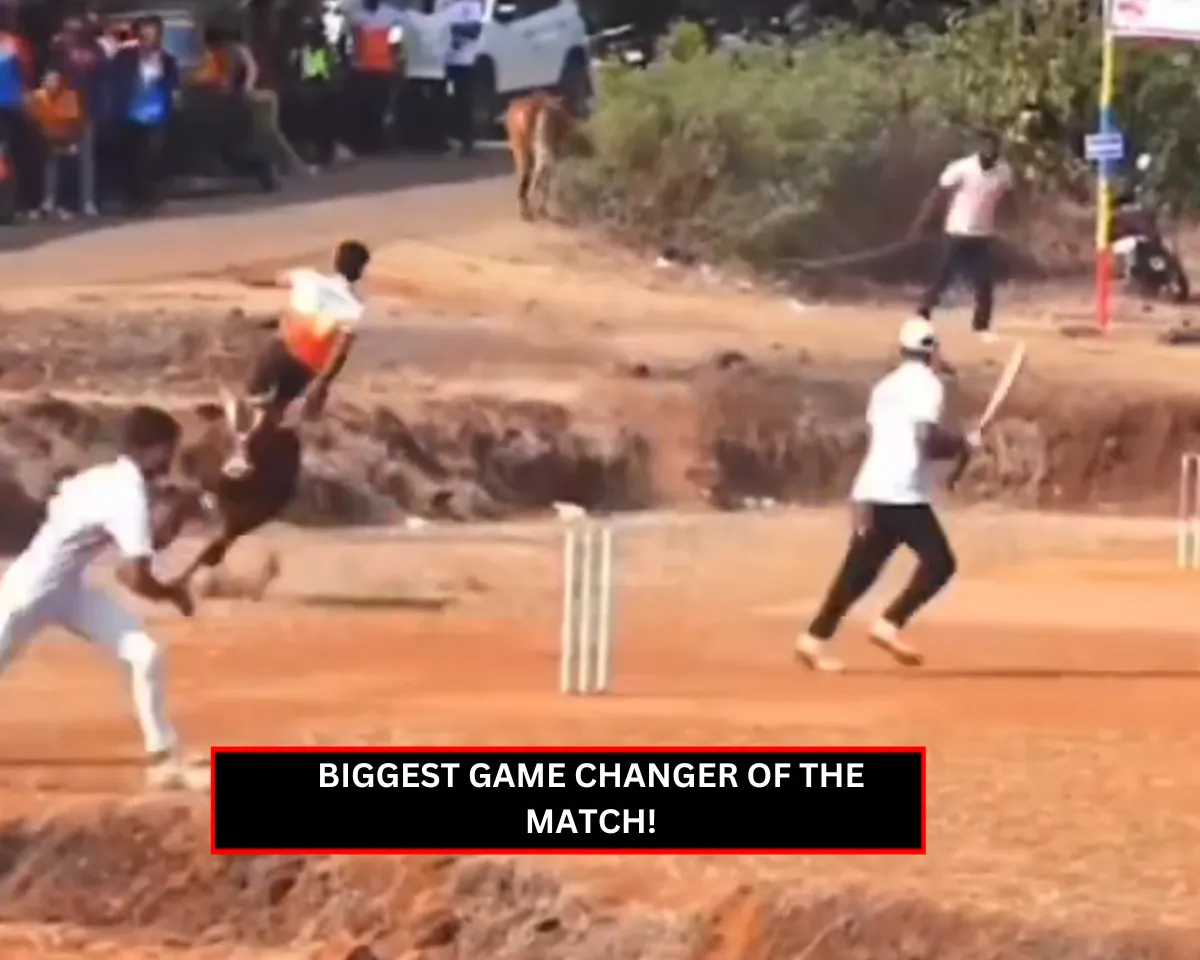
[
  {"left": 795, "top": 318, "right": 979, "bottom": 672},
  {"left": 0, "top": 406, "right": 201, "bottom": 788},
  {"left": 223, "top": 239, "right": 369, "bottom": 478},
  {"left": 911, "top": 131, "right": 1014, "bottom": 343}
]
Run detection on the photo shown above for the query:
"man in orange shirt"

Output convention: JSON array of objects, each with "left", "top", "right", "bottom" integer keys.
[
  {"left": 222, "top": 240, "right": 371, "bottom": 478},
  {"left": 344, "top": 0, "right": 404, "bottom": 153},
  {"left": 28, "top": 69, "right": 82, "bottom": 219}
]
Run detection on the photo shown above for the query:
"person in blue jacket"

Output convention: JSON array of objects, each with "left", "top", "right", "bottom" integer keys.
[
  {"left": 0, "top": 10, "right": 35, "bottom": 216},
  {"left": 109, "top": 16, "right": 179, "bottom": 213}
]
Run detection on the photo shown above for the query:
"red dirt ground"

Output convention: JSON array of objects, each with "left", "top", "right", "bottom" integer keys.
[{"left": 2, "top": 536, "right": 1200, "bottom": 958}]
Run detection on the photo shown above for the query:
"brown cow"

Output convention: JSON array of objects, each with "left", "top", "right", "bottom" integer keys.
[{"left": 505, "top": 92, "right": 578, "bottom": 221}]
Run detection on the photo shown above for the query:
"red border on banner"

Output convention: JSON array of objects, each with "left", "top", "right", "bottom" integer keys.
[{"left": 210, "top": 745, "right": 927, "bottom": 856}]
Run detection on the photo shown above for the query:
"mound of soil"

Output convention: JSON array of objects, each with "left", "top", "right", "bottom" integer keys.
[
  {"left": 3, "top": 348, "right": 1200, "bottom": 553},
  {"left": 0, "top": 805, "right": 1196, "bottom": 959},
  {"left": 0, "top": 392, "right": 654, "bottom": 546},
  {"left": 686, "top": 351, "right": 1200, "bottom": 514}
]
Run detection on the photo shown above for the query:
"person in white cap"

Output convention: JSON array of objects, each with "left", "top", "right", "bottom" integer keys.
[{"left": 795, "top": 317, "right": 978, "bottom": 672}]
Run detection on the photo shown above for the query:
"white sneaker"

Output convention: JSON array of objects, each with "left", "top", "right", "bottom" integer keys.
[
  {"left": 794, "top": 633, "right": 844, "bottom": 672},
  {"left": 868, "top": 618, "right": 924, "bottom": 666},
  {"left": 977, "top": 330, "right": 998, "bottom": 344}
]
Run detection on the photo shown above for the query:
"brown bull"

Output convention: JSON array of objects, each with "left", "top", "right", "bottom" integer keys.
[
  {"left": 169, "top": 394, "right": 301, "bottom": 594},
  {"left": 505, "top": 92, "right": 579, "bottom": 221}
]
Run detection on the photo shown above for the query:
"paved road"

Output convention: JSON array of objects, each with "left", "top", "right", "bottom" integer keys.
[{"left": 0, "top": 150, "right": 512, "bottom": 287}]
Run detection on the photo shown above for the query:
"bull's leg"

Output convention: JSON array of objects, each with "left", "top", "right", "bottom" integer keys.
[
  {"left": 530, "top": 112, "right": 554, "bottom": 218},
  {"left": 517, "top": 163, "right": 534, "bottom": 221},
  {"left": 531, "top": 158, "right": 552, "bottom": 219},
  {"left": 173, "top": 531, "right": 235, "bottom": 590}
]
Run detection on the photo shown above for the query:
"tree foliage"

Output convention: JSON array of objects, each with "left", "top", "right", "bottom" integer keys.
[{"left": 557, "top": 0, "right": 1200, "bottom": 277}]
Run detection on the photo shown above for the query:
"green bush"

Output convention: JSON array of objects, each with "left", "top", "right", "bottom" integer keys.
[
  {"left": 663, "top": 19, "right": 707, "bottom": 63},
  {"left": 555, "top": 1, "right": 1200, "bottom": 280}
]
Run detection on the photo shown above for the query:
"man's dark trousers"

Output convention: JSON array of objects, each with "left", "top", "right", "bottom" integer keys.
[{"left": 917, "top": 234, "right": 996, "bottom": 333}]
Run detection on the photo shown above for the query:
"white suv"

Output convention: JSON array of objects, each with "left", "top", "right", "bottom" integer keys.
[{"left": 401, "top": 0, "right": 591, "bottom": 128}]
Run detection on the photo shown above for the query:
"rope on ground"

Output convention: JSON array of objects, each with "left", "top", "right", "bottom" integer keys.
[{"left": 776, "top": 238, "right": 923, "bottom": 271}]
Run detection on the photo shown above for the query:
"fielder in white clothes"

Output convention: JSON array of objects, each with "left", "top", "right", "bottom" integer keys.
[
  {"left": 0, "top": 406, "right": 198, "bottom": 787},
  {"left": 912, "top": 130, "right": 1014, "bottom": 343},
  {"left": 796, "top": 318, "right": 979, "bottom": 673}
]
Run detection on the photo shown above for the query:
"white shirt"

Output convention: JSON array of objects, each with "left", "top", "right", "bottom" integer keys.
[
  {"left": 138, "top": 52, "right": 164, "bottom": 84},
  {"left": 850, "top": 361, "right": 945, "bottom": 506},
  {"left": 400, "top": 9, "right": 450, "bottom": 80},
  {"left": 286, "top": 268, "right": 365, "bottom": 335},
  {"left": 444, "top": 0, "right": 483, "bottom": 67},
  {"left": 939, "top": 154, "right": 1013, "bottom": 237},
  {"left": 4, "top": 457, "right": 153, "bottom": 603}
]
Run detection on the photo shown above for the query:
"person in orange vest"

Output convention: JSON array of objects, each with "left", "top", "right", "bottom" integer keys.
[
  {"left": 344, "top": 0, "right": 404, "bottom": 153},
  {"left": 222, "top": 240, "right": 372, "bottom": 479},
  {"left": 52, "top": 15, "right": 106, "bottom": 216},
  {"left": 27, "top": 69, "right": 83, "bottom": 219}
]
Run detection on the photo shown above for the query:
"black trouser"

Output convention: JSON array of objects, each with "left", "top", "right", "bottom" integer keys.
[
  {"left": 917, "top": 235, "right": 995, "bottom": 332},
  {"left": 446, "top": 64, "right": 475, "bottom": 154},
  {"left": 247, "top": 337, "right": 315, "bottom": 408},
  {"left": 397, "top": 78, "right": 448, "bottom": 151},
  {"left": 294, "top": 79, "right": 336, "bottom": 166},
  {"left": 120, "top": 120, "right": 166, "bottom": 212},
  {"left": 345, "top": 69, "right": 393, "bottom": 153},
  {"left": 807, "top": 503, "right": 956, "bottom": 641},
  {"left": 0, "top": 105, "right": 40, "bottom": 213}
]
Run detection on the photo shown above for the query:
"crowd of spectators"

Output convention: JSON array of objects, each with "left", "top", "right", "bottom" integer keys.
[
  {"left": 0, "top": 0, "right": 484, "bottom": 225},
  {"left": 0, "top": 11, "right": 181, "bottom": 219}
]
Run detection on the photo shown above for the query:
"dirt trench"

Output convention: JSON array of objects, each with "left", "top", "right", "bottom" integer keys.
[
  {"left": 0, "top": 805, "right": 1196, "bottom": 960},
  {"left": 2, "top": 350, "right": 1200, "bottom": 547}
]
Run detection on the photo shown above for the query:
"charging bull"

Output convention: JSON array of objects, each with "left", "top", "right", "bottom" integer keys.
[{"left": 163, "top": 388, "right": 301, "bottom": 595}]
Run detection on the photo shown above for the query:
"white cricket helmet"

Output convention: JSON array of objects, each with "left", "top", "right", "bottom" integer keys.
[{"left": 899, "top": 316, "right": 938, "bottom": 353}]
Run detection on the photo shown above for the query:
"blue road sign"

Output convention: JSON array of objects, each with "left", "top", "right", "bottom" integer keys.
[{"left": 1085, "top": 132, "right": 1125, "bottom": 163}]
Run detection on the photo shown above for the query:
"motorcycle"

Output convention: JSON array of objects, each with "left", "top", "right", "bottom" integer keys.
[
  {"left": 1111, "top": 152, "right": 1190, "bottom": 304},
  {"left": 589, "top": 24, "right": 651, "bottom": 70}
]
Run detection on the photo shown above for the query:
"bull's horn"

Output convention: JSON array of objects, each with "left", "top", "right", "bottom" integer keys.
[{"left": 217, "top": 382, "right": 242, "bottom": 434}]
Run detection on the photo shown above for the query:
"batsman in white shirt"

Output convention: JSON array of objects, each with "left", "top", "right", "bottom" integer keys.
[
  {"left": 0, "top": 406, "right": 202, "bottom": 789},
  {"left": 796, "top": 318, "right": 978, "bottom": 672}
]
